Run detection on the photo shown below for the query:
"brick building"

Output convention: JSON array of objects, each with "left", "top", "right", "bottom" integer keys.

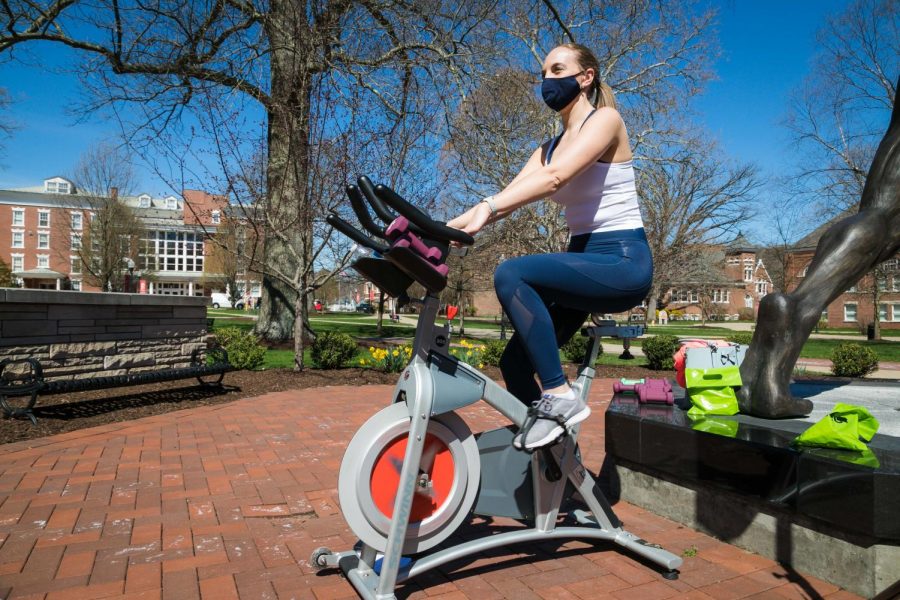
[
  {"left": 0, "top": 177, "right": 241, "bottom": 296},
  {"left": 662, "top": 235, "right": 773, "bottom": 321},
  {"left": 786, "top": 214, "right": 900, "bottom": 330}
]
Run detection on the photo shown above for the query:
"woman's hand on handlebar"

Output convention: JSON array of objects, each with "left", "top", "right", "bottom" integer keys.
[{"left": 447, "top": 201, "right": 492, "bottom": 239}]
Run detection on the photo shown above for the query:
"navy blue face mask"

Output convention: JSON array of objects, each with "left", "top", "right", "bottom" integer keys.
[{"left": 541, "top": 71, "right": 584, "bottom": 111}]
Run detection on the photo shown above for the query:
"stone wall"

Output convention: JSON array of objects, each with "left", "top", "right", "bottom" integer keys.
[{"left": 0, "top": 289, "right": 209, "bottom": 380}]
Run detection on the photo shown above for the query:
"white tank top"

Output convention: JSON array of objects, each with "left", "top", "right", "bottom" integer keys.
[{"left": 544, "top": 122, "right": 644, "bottom": 236}]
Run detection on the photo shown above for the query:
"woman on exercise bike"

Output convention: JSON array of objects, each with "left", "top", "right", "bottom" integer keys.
[{"left": 447, "top": 43, "right": 653, "bottom": 450}]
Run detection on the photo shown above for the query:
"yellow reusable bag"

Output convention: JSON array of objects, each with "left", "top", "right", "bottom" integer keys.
[
  {"left": 793, "top": 403, "right": 879, "bottom": 453},
  {"left": 684, "top": 366, "right": 741, "bottom": 417}
]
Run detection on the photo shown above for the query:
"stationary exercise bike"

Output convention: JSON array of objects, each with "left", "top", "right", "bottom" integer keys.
[{"left": 311, "top": 177, "right": 681, "bottom": 599}]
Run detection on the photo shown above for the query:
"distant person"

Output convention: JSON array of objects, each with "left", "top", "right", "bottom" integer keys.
[{"left": 448, "top": 43, "right": 653, "bottom": 450}]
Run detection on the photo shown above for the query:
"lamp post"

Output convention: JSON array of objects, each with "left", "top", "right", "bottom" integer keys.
[{"left": 123, "top": 258, "right": 135, "bottom": 293}]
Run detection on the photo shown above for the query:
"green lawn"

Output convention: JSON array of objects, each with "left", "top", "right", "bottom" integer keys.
[{"left": 211, "top": 310, "right": 900, "bottom": 370}]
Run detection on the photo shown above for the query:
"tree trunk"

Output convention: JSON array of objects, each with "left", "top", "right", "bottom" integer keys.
[
  {"left": 646, "top": 283, "right": 660, "bottom": 326},
  {"left": 376, "top": 289, "right": 385, "bottom": 336},
  {"left": 873, "top": 286, "right": 881, "bottom": 340},
  {"left": 255, "top": 11, "right": 313, "bottom": 344}
]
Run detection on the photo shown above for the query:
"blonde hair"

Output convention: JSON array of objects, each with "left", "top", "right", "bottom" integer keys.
[{"left": 559, "top": 43, "right": 617, "bottom": 110}]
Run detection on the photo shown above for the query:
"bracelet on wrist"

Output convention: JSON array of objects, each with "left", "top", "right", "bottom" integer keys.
[{"left": 481, "top": 196, "right": 497, "bottom": 215}]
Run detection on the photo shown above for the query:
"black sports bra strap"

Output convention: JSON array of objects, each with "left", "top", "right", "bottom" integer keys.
[
  {"left": 545, "top": 134, "right": 562, "bottom": 165},
  {"left": 579, "top": 109, "right": 597, "bottom": 130},
  {"left": 546, "top": 109, "right": 599, "bottom": 164}
]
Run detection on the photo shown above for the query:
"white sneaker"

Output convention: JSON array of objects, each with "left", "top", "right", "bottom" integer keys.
[{"left": 513, "top": 389, "right": 590, "bottom": 451}]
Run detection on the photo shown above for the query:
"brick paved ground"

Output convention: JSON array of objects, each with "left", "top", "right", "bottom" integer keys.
[{"left": 0, "top": 381, "right": 861, "bottom": 600}]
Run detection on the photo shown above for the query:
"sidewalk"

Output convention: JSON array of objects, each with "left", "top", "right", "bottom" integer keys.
[{"left": 0, "top": 382, "right": 860, "bottom": 599}]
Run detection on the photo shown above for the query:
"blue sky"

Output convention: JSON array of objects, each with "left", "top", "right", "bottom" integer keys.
[{"left": 0, "top": 0, "right": 855, "bottom": 238}]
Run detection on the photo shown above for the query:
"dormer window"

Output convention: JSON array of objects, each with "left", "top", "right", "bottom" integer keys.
[
  {"left": 165, "top": 196, "right": 178, "bottom": 210},
  {"left": 44, "top": 178, "right": 72, "bottom": 194},
  {"left": 139, "top": 194, "right": 151, "bottom": 209},
  {"left": 211, "top": 210, "right": 221, "bottom": 225}
]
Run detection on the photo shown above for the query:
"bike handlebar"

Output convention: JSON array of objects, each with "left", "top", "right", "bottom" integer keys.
[{"left": 374, "top": 184, "right": 474, "bottom": 246}]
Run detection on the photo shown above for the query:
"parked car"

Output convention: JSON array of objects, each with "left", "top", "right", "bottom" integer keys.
[
  {"left": 356, "top": 302, "right": 375, "bottom": 314},
  {"left": 327, "top": 301, "right": 355, "bottom": 312},
  {"left": 210, "top": 292, "right": 245, "bottom": 310}
]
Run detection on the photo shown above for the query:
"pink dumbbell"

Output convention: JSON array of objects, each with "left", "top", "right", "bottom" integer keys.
[
  {"left": 392, "top": 239, "right": 449, "bottom": 276},
  {"left": 643, "top": 378, "right": 672, "bottom": 392},
  {"left": 635, "top": 383, "right": 674, "bottom": 404}
]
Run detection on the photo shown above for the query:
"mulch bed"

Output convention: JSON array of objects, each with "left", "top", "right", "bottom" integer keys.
[{"left": 0, "top": 363, "right": 674, "bottom": 446}]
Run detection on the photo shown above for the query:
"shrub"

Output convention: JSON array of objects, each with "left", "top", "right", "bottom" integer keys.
[
  {"left": 561, "top": 335, "right": 603, "bottom": 364},
  {"left": 311, "top": 331, "right": 358, "bottom": 369},
  {"left": 830, "top": 343, "right": 879, "bottom": 377},
  {"left": 726, "top": 332, "right": 753, "bottom": 346},
  {"left": 481, "top": 340, "right": 507, "bottom": 367},
  {"left": 359, "top": 344, "right": 412, "bottom": 373},
  {"left": 642, "top": 334, "right": 679, "bottom": 370},
  {"left": 737, "top": 307, "right": 755, "bottom": 321},
  {"left": 214, "top": 326, "right": 266, "bottom": 370}
]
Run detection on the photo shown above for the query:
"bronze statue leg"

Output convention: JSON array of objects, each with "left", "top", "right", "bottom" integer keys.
[{"left": 738, "top": 212, "right": 898, "bottom": 417}]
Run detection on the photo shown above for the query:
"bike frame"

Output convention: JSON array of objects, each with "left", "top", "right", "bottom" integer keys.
[{"left": 326, "top": 292, "right": 681, "bottom": 600}]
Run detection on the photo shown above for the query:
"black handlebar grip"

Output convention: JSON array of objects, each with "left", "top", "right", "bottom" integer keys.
[
  {"left": 357, "top": 176, "right": 397, "bottom": 225},
  {"left": 347, "top": 185, "right": 387, "bottom": 240},
  {"left": 374, "top": 184, "right": 475, "bottom": 246},
  {"left": 326, "top": 213, "right": 389, "bottom": 254}
]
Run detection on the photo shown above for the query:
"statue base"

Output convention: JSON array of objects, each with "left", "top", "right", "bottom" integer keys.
[{"left": 604, "top": 380, "right": 900, "bottom": 599}]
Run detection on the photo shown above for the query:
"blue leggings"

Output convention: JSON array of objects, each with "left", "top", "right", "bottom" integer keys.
[{"left": 495, "top": 228, "right": 653, "bottom": 404}]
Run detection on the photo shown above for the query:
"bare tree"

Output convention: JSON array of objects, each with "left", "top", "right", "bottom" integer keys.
[
  {"left": 0, "top": 257, "right": 18, "bottom": 287},
  {"left": 757, "top": 195, "right": 818, "bottom": 293},
  {"left": 441, "top": 0, "right": 720, "bottom": 303},
  {"left": 0, "top": 87, "right": 15, "bottom": 158},
  {"left": 639, "top": 142, "right": 761, "bottom": 322},
  {"left": 66, "top": 144, "right": 145, "bottom": 292},
  {"left": 0, "top": 0, "right": 496, "bottom": 369},
  {"left": 856, "top": 258, "right": 899, "bottom": 340},
  {"left": 784, "top": 0, "right": 898, "bottom": 216}
]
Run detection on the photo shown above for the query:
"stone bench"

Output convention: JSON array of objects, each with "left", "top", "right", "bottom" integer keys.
[{"left": 0, "top": 289, "right": 230, "bottom": 424}]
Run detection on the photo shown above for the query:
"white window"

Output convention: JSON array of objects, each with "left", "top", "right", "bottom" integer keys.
[
  {"left": 893, "top": 305, "right": 900, "bottom": 322},
  {"left": 745, "top": 294, "right": 754, "bottom": 309},
  {"left": 11, "top": 230, "right": 24, "bottom": 248},
  {"left": 878, "top": 277, "right": 888, "bottom": 292},
  {"left": 70, "top": 280, "right": 81, "bottom": 291},
  {"left": 37, "top": 255, "right": 49, "bottom": 269},
  {"left": 756, "top": 281, "right": 768, "bottom": 296},
  {"left": 744, "top": 267, "right": 753, "bottom": 282},
  {"left": 211, "top": 210, "right": 221, "bottom": 225},
  {"left": 45, "top": 180, "right": 70, "bottom": 194},
  {"left": 879, "top": 304, "right": 889, "bottom": 321},
  {"left": 38, "top": 210, "right": 50, "bottom": 227},
  {"left": 844, "top": 303, "right": 858, "bottom": 322},
  {"left": 71, "top": 233, "right": 82, "bottom": 250},
  {"left": 37, "top": 232, "right": 49, "bottom": 249},
  {"left": 712, "top": 289, "right": 730, "bottom": 303},
  {"left": 70, "top": 212, "right": 83, "bottom": 230},
  {"left": 743, "top": 258, "right": 754, "bottom": 264},
  {"left": 165, "top": 196, "right": 178, "bottom": 210},
  {"left": 727, "top": 257, "right": 740, "bottom": 265},
  {"left": 139, "top": 194, "right": 151, "bottom": 208},
  {"left": 70, "top": 256, "right": 81, "bottom": 274},
  {"left": 847, "top": 284, "right": 857, "bottom": 293},
  {"left": 11, "top": 254, "right": 23, "bottom": 272},
  {"left": 892, "top": 276, "right": 900, "bottom": 292},
  {"left": 11, "top": 208, "right": 24, "bottom": 227}
]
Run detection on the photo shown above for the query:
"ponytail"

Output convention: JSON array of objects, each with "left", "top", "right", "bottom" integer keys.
[{"left": 561, "top": 42, "right": 617, "bottom": 110}]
